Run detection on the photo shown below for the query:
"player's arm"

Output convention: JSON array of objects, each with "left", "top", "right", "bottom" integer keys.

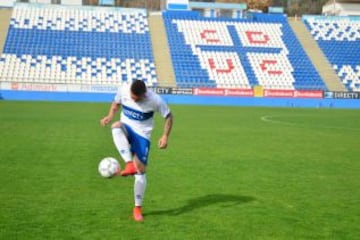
[
  {"left": 158, "top": 113, "right": 173, "bottom": 149},
  {"left": 100, "top": 101, "right": 121, "bottom": 127}
]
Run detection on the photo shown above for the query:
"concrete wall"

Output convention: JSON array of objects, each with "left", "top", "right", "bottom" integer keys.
[
  {"left": 1, "top": 90, "right": 360, "bottom": 109},
  {"left": 323, "top": 3, "right": 360, "bottom": 16},
  {"left": 0, "top": 0, "right": 15, "bottom": 7}
]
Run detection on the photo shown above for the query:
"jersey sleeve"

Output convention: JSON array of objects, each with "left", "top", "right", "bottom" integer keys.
[
  {"left": 113, "top": 87, "right": 122, "bottom": 104},
  {"left": 155, "top": 94, "right": 171, "bottom": 118}
]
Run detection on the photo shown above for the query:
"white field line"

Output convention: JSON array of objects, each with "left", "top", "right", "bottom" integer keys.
[{"left": 260, "top": 115, "right": 360, "bottom": 131}]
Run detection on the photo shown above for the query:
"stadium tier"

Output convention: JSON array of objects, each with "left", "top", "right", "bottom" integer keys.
[
  {"left": 163, "top": 11, "right": 327, "bottom": 90},
  {"left": 0, "top": 3, "right": 157, "bottom": 87},
  {"left": 303, "top": 16, "right": 360, "bottom": 92}
]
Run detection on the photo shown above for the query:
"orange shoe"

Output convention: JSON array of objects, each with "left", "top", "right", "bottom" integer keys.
[
  {"left": 120, "top": 162, "right": 137, "bottom": 176},
  {"left": 133, "top": 206, "right": 144, "bottom": 222}
]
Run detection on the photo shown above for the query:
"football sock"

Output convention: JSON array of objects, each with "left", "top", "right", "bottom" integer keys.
[
  {"left": 134, "top": 173, "right": 147, "bottom": 207},
  {"left": 111, "top": 127, "right": 132, "bottom": 163}
]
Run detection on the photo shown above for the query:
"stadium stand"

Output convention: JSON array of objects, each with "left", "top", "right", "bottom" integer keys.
[
  {"left": 0, "top": 3, "right": 157, "bottom": 87},
  {"left": 303, "top": 16, "right": 360, "bottom": 92},
  {"left": 3, "top": 3, "right": 356, "bottom": 94},
  {"left": 162, "top": 10, "right": 328, "bottom": 90}
]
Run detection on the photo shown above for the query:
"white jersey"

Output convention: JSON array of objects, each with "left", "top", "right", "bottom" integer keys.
[{"left": 114, "top": 84, "right": 171, "bottom": 140}]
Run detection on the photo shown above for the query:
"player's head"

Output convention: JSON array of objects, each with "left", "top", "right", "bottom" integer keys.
[{"left": 130, "top": 80, "right": 146, "bottom": 102}]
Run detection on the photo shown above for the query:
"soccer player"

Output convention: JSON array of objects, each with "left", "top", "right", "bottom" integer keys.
[{"left": 100, "top": 80, "right": 173, "bottom": 222}]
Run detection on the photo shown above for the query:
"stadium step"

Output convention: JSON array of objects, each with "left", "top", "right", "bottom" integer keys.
[
  {"left": 148, "top": 14, "right": 177, "bottom": 87},
  {"left": 0, "top": 8, "right": 12, "bottom": 54},
  {"left": 289, "top": 18, "right": 346, "bottom": 92}
]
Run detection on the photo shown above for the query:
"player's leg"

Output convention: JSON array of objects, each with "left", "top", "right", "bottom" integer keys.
[
  {"left": 133, "top": 156, "right": 146, "bottom": 222},
  {"left": 130, "top": 133, "right": 150, "bottom": 222},
  {"left": 133, "top": 155, "right": 146, "bottom": 173},
  {"left": 111, "top": 121, "right": 136, "bottom": 176}
]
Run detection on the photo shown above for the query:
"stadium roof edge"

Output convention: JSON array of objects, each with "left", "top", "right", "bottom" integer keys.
[{"left": 189, "top": 1, "right": 246, "bottom": 10}]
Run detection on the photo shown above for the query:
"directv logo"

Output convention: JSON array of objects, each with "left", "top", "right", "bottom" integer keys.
[
  {"left": 122, "top": 105, "right": 154, "bottom": 121},
  {"left": 324, "top": 91, "right": 334, "bottom": 99}
]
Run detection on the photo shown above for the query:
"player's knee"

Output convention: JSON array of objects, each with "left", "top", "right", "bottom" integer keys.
[
  {"left": 136, "top": 167, "right": 145, "bottom": 174},
  {"left": 135, "top": 163, "right": 146, "bottom": 173},
  {"left": 133, "top": 158, "right": 146, "bottom": 173},
  {"left": 111, "top": 121, "right": 122, "bottom": 129}
]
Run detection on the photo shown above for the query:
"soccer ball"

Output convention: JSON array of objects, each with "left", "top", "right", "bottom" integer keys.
[{"left": 98, "top": 157, "right": 121, "bottom": 178}]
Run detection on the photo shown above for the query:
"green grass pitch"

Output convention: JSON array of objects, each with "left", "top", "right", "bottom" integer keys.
[{"left": 0, "top": 100, "right": 359, "bottom": 239}]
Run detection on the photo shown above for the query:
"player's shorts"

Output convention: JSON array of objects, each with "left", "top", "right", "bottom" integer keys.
[{"left": 122, "top": 123, "right": 150, "bottom": 165}]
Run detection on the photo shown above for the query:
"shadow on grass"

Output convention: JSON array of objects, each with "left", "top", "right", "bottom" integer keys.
[{"left": 146, "top": 194, "right": 255, "bottom": 216}]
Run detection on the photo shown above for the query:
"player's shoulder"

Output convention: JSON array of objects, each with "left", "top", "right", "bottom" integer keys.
[
  {"left": 146, "top": 88, "right": 163, "bottom": 102},
  {"left": 122, "top": 82, "right": 131, "bottom": 91},
  {"left": 117, "top": 83, "right": 130, "bottom": 95}
]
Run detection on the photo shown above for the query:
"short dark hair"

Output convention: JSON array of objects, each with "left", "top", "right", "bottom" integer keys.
[{"left": 130, "top": 80, "right": 146, "bottom": 96}]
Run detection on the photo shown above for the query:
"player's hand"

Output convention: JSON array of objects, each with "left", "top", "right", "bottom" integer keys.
[
  {"left": 158, "top": 135, "right": 168, "bottom": 149},
  {"left": 100, "top": 116, "right": 112, "bottom": 127}
]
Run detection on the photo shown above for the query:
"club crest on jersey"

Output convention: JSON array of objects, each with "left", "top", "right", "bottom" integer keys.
[{"left": 123, "top": 105, "right": 154, "bottom": 121}]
